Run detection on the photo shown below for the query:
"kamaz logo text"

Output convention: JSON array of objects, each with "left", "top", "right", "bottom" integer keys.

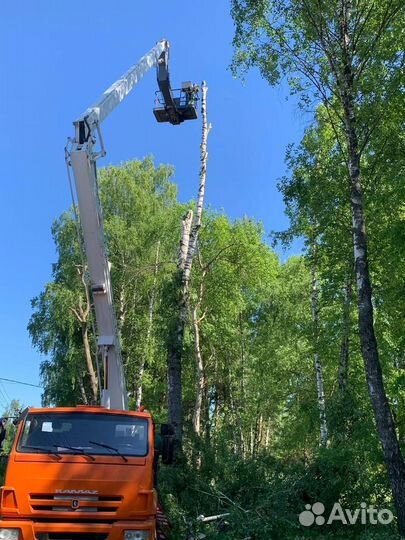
[{"left": 55, "top": 489, "right": 98, "bottom": 495}]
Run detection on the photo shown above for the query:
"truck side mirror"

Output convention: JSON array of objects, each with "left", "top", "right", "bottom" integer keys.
[
  {"left": 160, "top": 424, "right": 175, "bottom": 465},
  {"left": 0, "top": 420, "right": 6, "bottom": 449}
]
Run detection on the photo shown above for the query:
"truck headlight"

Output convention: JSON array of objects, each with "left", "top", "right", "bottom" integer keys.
[
  {"left": 0, "top": 530, "right": 20, "bottom": 540},
  {"left": 124, "top": 531, "right": 149, "bottom": 540}
]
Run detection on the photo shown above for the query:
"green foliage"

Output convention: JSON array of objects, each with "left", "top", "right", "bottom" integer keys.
[
  {"left": 1, "top": 400, "right": 21, "bottom": 455},
  {"left": 158, "top": 445, "right": 397, "bottom": 540},
  {"left": 29, "top": 145, "right": 404, "bottom": 538},
  {"left": 0, "top": 400, "right": 22, "bottom": 485}
]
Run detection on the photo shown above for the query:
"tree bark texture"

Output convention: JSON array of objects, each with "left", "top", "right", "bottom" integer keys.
[
  {"left": 183, "top": 81, "right": 211, "bottom": 285},
  {"left": 338, "top": 277, "right": 352, "bottom": 392},
  {"left": 168, "top": 81, "right": 211, "bottom": 446},
  {"left": 339, "top": 1, "right": 405, "bottom": 533},
  {"left": 178, "top": 211, "right": 193, "bottom": 270},
  {"left": 71, "top": 267, "right": 98, "bottom": 404},
  {"left": 167, "top": 284, "right": 187, "bottom": 444},
  {"left": 191, "top": 268, "right": 207, "bottom": 435},
  {"left": 81, "top": 322, "right": 98, "bottom": 404},
  {"left": 310, "top": 260, "right": 329, "bottom": 448}
]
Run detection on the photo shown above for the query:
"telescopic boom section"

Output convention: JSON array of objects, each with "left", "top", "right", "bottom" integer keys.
[
  {"left": 68, "top": 40, "right": 169, "bottom": 410},
  {"left": 76, "top": 40, "right": 169, "bottom": 141}
]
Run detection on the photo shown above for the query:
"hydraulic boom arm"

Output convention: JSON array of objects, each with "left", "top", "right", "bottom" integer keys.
[{"left": 66, "top": 41, "right": 170, "bottom": 410}]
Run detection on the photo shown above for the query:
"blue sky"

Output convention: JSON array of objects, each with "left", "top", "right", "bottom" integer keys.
[{"left": 0, "top": 1, "right": 306, "bottom": 409}]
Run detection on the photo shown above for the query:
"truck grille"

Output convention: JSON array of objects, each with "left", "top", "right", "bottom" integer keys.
[
  {"left": 36, "top": 535, "right": 108, "bottom": 540},
  {"left": 30, "top": 493, "right": 121, "bottom": 514}
]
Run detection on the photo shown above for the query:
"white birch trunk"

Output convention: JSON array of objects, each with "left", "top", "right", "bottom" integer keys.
[
  {"left": 338, "top": 4, "right": 405, "bottom": 529},
  {"left": 179, "top": 211, "right": 193, "bottom": 270},
  {"left": 168, "top": 81, "right": 211, "bottom": 445},
  {"left": 183, "top": 81, "right": 211, "bottom": 286},
  {"left": 310, "top": 261, "right": 328, "bottom": 448},
  {"left": 191, "top": 270, "right": 207, "bottom": 435}
]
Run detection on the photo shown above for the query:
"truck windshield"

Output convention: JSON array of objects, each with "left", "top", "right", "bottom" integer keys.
[{"left": 17, "top": 413, "right": 149, "bottom": 457}]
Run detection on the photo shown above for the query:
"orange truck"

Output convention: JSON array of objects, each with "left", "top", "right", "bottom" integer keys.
[{"left": 0, "top": 406, "right": 174, "bottom": 540}]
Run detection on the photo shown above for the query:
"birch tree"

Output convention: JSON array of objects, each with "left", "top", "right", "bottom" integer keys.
[
  {"left": 168, "top": 81, "right": 211, "bottom": 445},
  {"left": 310, "top": 247, "right": 329, "bottom": 447}
]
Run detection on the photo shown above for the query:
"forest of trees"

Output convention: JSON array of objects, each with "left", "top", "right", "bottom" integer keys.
[{"left": 22, "top": 1, "right": 405, "bottom": 539}]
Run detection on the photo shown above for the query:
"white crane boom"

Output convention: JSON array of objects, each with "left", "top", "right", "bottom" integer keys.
[
  {"left": 75, "top": 40, "right": 168, "bottom": 137},
  {"left": 67, "top": 40, "right": 169, "bottom": 410}
]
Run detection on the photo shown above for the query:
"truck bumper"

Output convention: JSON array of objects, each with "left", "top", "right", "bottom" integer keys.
[{"left": 0, "top": 518, "right": 156, "bottom": 539}]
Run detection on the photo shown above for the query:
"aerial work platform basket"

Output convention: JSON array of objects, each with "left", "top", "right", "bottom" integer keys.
[{"left": 153, "top": 82, "right": 199, "bottom": 125}]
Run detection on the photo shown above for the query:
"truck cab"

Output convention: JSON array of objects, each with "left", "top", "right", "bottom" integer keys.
[{"left": 0, "top": 406, "right": 158, "bottom": 540}]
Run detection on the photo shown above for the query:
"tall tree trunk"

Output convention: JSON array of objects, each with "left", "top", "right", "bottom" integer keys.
[
  {"left": 136, "top": 240, "right": 160, "bottom": 408},
  {"left": 239, "top": 312, "right": 246, "bottom": 407},
  {"left": 250, "top": 424, "right": 254, "bottom": 456},
  {"left": 191, "top": 270, "right": 207, "bottom": 435},
  {"left": 182, "top": 81, "right": 211, "bottom": 286},
  {"left": 310, "top": 252, "right": 329, "bottom": 448},
  {"left": 71, "top": 267, "right": 99, "bottom": 404},
  {"left": 338, "top": 276, "right": 352, "bottom": 392},
  {"left": 257, "top": 414, "right": 263, "bottom": 452},
  {"left": 252, "top": 415, "right": 262, "bottom": 457},
  {"left": 167, "top": 81, "right": 211, "bottom": 445},
  {"left": 167, "top": 224, "right": 192, "bottom": 444},
  {"left": 81, "top": 322, "right": 98, "bottom": 404},
  {"left": 211, "top": 357, "right": 220, "bottom": 439},
  {"left": 339, "top": 2, "right": 405, "bottom": 533},
  {"left": 230, "top": 393, "right": 245, "bottom": 459}
]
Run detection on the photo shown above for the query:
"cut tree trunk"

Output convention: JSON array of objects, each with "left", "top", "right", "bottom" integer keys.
[
  {"left": 167, "top": 81, "right": 211, "bottom": 446},
  {"left": 179, "top": 211, "right": 193, "bottom": 270},
  {"left": 182, "top": 81, "right": 211, "bottom": 286}
]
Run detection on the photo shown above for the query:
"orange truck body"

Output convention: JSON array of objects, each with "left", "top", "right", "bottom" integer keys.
[{"left": 0, "top": 406, "right": 158, "bottom": 540}]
